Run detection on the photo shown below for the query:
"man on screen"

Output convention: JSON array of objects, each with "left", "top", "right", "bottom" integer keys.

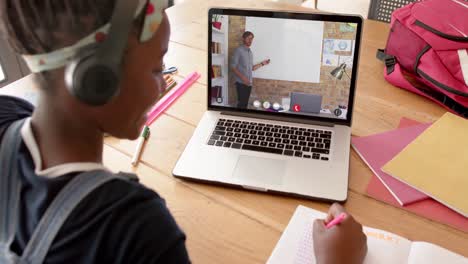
[{"left": 231, "top": 31, "right": 270, "bottom": 108}]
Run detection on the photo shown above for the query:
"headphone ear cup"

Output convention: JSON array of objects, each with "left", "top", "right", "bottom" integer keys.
[{"left": 65, "top": 45, "right": 121, "bottom": 106}]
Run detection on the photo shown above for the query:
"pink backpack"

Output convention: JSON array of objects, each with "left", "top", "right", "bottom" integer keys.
[{"left": 377, "top": 0, "right": 468, "bottom": 117}]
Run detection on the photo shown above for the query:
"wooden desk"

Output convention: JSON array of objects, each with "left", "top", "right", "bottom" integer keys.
[{"left": 1, "top": 0, "right": 466, "bottom": 262}]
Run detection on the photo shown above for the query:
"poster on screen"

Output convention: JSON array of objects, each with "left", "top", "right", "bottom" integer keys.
[
  {"left": 322, "top": 54, "right": 339, "bottom": 66},
  {"left": 323, "top": 39, "right": 352, "bottom": 54}
]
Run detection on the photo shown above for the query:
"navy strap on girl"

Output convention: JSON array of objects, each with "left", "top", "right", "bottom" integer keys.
[{"left": 0, "top": 119, "right": 135, "bottom": 264}]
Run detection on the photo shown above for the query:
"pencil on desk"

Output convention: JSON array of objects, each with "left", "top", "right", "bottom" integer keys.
[
  {"left": 166, "top": 77, "right": 175, "bottom": 86},
  {"left": 147, "top": 72, "right": 200, "bottom": 126},
  {"left": 159, "top": 80, "right": 178, "bottom": 99},
  {"left": 166, "top": 80, "right": 177, "bottom": 90},
  {"left": 131, "top": 72, "right": 198, "bottom": 166},
  {"left": 131, "top": 126, "right": 151, "bottom": 166}
]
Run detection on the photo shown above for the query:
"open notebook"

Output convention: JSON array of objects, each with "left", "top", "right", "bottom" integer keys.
[{"left": 267, "top": 206, "right": 467, "bottom": 264}]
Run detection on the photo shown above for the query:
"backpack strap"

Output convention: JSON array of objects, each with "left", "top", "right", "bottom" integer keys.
[
  {"left": 385, "top": 63, "right": 468, "bottom": 118},
  {"left": 0, "top": 119, "right": 26, "bottom": 263},
  {"left": 117, "top": 172, "right": 139, "bottom": 182},
  {"left": 376, "top": 49, "right": 397, "bottom": 75},
  {"left": 0, "top": 118, "right": 138, "bottom": 264},
  {"left": 19, "top": 170, "right": 123, "bottom": 264}
]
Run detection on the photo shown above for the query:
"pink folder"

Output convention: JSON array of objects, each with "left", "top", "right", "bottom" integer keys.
[
  {"left": 398, "top": 117, "right": 421, "bottom": 128},
  {"left": 351, "top": 123, "right": 431, "bottom": 205},
  {"left": 367, "top": 175, "right": 468, "bottom": 232},
  {"left": 364, "top": 118, "right": 468, "bottom": 232}
]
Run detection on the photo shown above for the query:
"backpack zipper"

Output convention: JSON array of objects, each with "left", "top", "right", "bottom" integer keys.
[
  {"left": 417, "top": 69, "right": 468, "bottom": 97},
  {"left": 414, "top": 20, "right": 468, "bottom": 42}
]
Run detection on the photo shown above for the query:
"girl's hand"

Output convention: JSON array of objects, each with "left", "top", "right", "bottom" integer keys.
[{"left": 313, "top": 203, "right": 368, "bottom": 264}]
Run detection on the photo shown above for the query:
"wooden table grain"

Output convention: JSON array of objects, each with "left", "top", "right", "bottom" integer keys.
[{"left": 1, "top": 0, "right": 466, "bottom": 262}]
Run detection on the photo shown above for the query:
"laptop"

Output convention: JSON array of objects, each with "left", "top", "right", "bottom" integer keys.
[
  {"left": 173, "top": 8, "right": 362, "bottom": 202},
  {"left": 290, "top": 92, "right": 323, "bottom": 114}
]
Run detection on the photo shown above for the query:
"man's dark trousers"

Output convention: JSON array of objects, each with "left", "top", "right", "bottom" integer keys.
[{"left": 236, "top": 82, "right": 252, "bottom": 109}]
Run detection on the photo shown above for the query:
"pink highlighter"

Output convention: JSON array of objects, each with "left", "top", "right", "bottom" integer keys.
[{"left": 325, "top": 213, "right": 347, "bottom": 229}]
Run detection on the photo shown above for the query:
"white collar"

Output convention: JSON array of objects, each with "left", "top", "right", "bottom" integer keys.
[{"left": 20, "top": 118, "right": 108, "bottom": 178}]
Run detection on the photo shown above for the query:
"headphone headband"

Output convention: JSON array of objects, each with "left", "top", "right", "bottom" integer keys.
[
  {"left": 22, "top": 0, "right": 168, "bottom": 73},
  {"left": 98, "top": 0, "right": 140, "bottom": 66},
  {"left": 21, "top": 0, "right": 168, "bottom": 106}
]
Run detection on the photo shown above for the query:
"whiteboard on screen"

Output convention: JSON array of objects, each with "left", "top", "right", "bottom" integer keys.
[{"left": 245, "top": 17, "right": 324, "bottom": 83}]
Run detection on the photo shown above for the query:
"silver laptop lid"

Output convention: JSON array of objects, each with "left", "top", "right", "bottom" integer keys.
[{"left": 207, "top": 8, "right": 363, "bottom": 127}]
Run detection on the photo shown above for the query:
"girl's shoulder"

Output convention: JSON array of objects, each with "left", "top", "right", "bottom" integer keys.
[{"left": 0, "top": 95, "right": 34, "bottom": 141}]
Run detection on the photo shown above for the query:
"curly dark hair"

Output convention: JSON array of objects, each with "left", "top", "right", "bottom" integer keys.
[
  {"left": 0, "top": 1, "right": 145, "bottom": 89},
  {"left": 0, "top": 1, "right": 121, "bottom": 54}
]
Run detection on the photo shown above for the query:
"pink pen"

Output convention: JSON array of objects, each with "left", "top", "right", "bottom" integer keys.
[
  {"left": 325, "top": 212, "right": 347, "bottom": 229},
  {"left": 146, "top": 71, "right": 201, "bottom": 126}
]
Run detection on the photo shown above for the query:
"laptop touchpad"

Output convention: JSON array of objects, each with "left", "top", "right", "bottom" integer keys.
[{"left": 232, "top": 156, "right": 285, "bottom": 186}]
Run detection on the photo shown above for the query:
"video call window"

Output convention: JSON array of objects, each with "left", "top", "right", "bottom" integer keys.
[{"left": 210, "top": 14, "right": 358, "bottom": 120}]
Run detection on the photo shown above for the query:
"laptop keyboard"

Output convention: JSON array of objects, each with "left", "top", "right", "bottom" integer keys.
[{"left": 207, "top": 118, "right": 333, "bottom": 161}]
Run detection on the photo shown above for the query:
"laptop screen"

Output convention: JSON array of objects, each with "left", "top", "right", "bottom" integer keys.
[{"left": 208, "top": 10, "right": 362, "bottom": 122}]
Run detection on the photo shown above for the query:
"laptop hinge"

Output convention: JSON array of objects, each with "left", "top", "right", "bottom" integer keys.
[
  {"left": 218, "top": 110, "right": 337, "bottom": 127},
  {"left": 242, "top": 185, "right": 268, "bottom": 192}
]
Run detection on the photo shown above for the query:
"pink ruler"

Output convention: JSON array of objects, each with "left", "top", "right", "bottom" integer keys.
[{"left": 146, "top": 71, "right": 201, "bottom": 126}]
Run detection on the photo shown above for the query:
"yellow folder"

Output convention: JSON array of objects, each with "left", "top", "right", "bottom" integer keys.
[{"left": 382, "top": 113, "right": 468, "bottom": 218}]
